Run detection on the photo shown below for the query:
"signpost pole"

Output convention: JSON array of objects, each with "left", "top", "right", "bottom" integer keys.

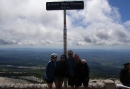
[
  {"left": 63, "top": 9, "right": 67, "bottom": 89},
  {"left": 63, "top": 10, "right": 67, "bottom": 55},
  {"left": 46, "top": 1, "right": 84, "bottom": 89}
]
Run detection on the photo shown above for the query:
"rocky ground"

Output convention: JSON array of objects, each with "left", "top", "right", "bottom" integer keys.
[
  {"left": 1, "top": 77, "right": 130, "bottom": 89},
  {"left": 0, "top": 77, "right": 121, "bottom": 84},
  {"left": 0, "top": 77, "right": 32, "bottom": 84}
]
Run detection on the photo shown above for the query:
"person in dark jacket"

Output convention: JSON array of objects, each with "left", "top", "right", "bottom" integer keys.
[
  {"left": 119, "top": 62, "right": 130, "bottom": 87},
  {"left": 67, "top": 51, "right": 88, "bottom": 89},
  {"left": 54, "top": 54, "right": 68, "bottom": 89},
  {"left": 44, "top": 53, "right": 57, "bottom": 89},
  {"left": 73, "top": 54, "right": 90, "bottom": 89},
  {"left": 67, "top": 50, "right": 75, "bottom": 89},
  {"left": 80, "top": 59, "right": 90, "bottom": 89}
]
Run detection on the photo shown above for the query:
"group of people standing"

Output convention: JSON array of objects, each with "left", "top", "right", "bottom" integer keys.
[
  {"left": 44, "top": 50, "right": 90, "bottom": 89},
  {"left": 44, "top": 49, "right": 130, "bottom": 89}
]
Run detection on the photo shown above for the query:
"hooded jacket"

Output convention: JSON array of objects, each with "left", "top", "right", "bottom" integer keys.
[{"left": 45, "top": 60, "right": 56, "bottom": 80}]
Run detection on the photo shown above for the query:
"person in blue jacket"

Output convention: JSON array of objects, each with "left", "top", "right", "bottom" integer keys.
[
  {"left": 44, "top": 53, "right": 57, "bottom": 89},
  {"left": 67, "top": 50, "right": 75, "bottom": 89}
]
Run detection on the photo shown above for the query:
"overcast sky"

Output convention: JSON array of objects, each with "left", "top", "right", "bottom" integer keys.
[{"left": 0, "top": 0, "right": 130, "bottom": 49}]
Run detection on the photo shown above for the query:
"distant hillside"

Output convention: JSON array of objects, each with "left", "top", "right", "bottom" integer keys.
[{"left": 0, "top": 48, "right": 130, "bottom": 78}]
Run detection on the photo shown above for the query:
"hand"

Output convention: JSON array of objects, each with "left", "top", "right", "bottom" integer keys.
[{"left": 81, "top": 59, "right": 86, "bottom": 64}]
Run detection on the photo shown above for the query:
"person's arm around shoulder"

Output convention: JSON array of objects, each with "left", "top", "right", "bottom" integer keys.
[{"left": 81, "top": 59, "right": 86, "bottom": 64}]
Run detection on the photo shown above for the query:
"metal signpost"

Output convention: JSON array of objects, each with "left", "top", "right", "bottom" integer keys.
[
  {"left": 46, "top": 1, "right": 84, "bottom": 10},
  {"left": 46, "top": 1, "right": 84, "bottom": 89}
]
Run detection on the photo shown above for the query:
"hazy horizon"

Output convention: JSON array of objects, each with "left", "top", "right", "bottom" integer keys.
[{"left": 0, "top": 47, "right": 130, "bottom": 78}]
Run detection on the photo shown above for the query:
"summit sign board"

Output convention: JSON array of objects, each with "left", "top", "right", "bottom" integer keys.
[{"left": 46, "top": 1, "right": 84, "bottom": 10}]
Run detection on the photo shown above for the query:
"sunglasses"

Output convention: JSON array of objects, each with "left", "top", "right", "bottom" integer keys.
[
  {"left": 52, "top": 57, "right": 57, "bottom": 58},
  {"left": 68, "top": 54, "right": 73, "bottom": 55}
]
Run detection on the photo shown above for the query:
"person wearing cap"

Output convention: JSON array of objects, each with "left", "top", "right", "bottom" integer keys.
[
  {"left": 80, "top": 59, "right": 90, "bottom": 89},
  {"left": 66, "top": 50, "right": 75, "bottom": 89},
  {"left": 44, "top": 53, "right": 57, "bottom": 89},
  {"left": 73, "top": 54, "right": 90, "bottom": 89},
  {"left": 119, "top": 62, "right": 130, "bottom": 87},
  {"left": 54, "top": 54, "right": 68, "bottom": 89}
]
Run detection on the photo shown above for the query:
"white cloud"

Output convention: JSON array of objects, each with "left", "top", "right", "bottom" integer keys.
[
  {"left": 124, "top": 21, "right": 130, "bottom": 31},
  {"left": 0, "top": 0, "right": 130, "bottom": 49}
]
